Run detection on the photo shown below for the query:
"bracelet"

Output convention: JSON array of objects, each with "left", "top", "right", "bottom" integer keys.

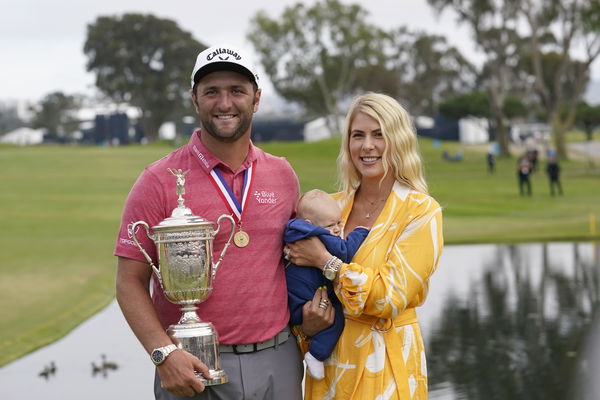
[{"left": 322, "top": 256, "right": 342, "bottom": 281}]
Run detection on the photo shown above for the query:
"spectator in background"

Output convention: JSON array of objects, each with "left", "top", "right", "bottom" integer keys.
[
  {"left": 526, "top": 149, "right": 539, "bottom": 173},
  {"left": 546, "top": 156, "right": 563, "bottom": 196},
  {"left": 486, "top": 148, "right": 495, "bottom": 174},
  {"left": 442, "top": 149, "right": 463, "bottom": 162},
  {"left": 517, "top": 154, "right": 533, "bottom": 196}
]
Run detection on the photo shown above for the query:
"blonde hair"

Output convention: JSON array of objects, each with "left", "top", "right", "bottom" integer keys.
[{"left": 337, "top": 92, "right": 428, "bottom": 195}]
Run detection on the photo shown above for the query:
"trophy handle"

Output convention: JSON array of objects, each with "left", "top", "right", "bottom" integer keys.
[
  {"left": 130, "top": 221, "right": 162, "bottom": 285},
  {"left": 212, "top": 214, "right": 236, "bottom": 279}
]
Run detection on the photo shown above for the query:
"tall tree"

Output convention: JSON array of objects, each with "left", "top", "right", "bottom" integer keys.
[
  {"left": 30, "top": 91, "right": 80, "bottom": 140},
  {"left": 575, "top": 101, "right": 600, "bottom": 142},
  {"left": 386, "top": 29, "right": 477, "bottom": 117},
  {"left": 0, "top": 102, "right": 24, "bottom": 134},
  {"left": 84, "top": 14, "right": 205, "bottom": 142},
  {"left": 519, "top": 0, "right": 600, "bottom": 159},
  {"left": 427, "top": 0, "right": 522, "bottom": 158},
  {"left": 439, "top": 91, "right": 490, "bottom": 120},
  {"left": 247, "top": 0, "right": 387, "bottom": 135},
  {"left": 439, "top": 91, "right": 527, "bottom": 124},
  {"left": 349, "top": 28, "right": 476, "bottom": 119}
]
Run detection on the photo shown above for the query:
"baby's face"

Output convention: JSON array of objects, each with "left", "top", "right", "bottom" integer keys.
[{"left": 314, "top": 202, "right": 342, "bottom": 236}]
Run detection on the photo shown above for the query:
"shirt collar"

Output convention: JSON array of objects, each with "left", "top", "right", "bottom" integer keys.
[{"left": 188, "top": 129, "right": 258, "bottom": 173}]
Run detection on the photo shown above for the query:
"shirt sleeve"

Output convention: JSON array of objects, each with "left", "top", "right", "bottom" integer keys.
[
  {"left": 335, "top": 199, "right": 443, "bottom": 319},
  {"left": 281, "top": 157, "right": 300, "bottom": 219},
  {"left": 113, "top": 168, "right": 168, "bottom": 264}
]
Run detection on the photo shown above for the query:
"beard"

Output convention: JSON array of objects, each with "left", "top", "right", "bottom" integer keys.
[{"left": 201, "top": 115, "right": 252, "bottom": 143}]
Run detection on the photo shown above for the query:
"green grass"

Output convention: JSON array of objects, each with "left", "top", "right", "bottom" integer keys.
[
  {"left": 0, "top": 144, "right": 170, "bottom": 366},
  {"left": 0, "top": 138, "right": 598, "bottom": 366},
  {"left": 417, "top": 140, "right": 600, "bottom": 243},
  {"left": 259, "top": 138, "right": 600, "bottom": 243}
]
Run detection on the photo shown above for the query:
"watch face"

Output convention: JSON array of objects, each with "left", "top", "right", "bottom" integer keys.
[
  {"left": 324, "top": 268, "right": 335, "bottom": 280},
  {"left": 151, "top": 349, "right": 164, "bottom": 364}
]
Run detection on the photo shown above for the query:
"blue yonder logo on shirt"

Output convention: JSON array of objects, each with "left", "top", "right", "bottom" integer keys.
[{"left": 254, "top": 190, "right": 277, "bottom": 204}]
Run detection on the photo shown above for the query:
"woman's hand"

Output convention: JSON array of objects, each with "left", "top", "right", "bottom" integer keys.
[
  {"left": 287, "top": 237, "right": 331, "bottom": 269},
  {"left": 300, "top": 287, "right": 335, "bottom": 337}
]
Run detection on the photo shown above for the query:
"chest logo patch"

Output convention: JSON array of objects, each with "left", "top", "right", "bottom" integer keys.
[{"left": 254, "top": 190, "right": 278, "bottom": 205}]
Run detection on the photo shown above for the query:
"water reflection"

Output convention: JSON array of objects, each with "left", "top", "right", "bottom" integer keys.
[
  {"left": 425, "top": 242, "right": 599, "bottom": 400},
  {"left": 0, "top": 300, "right": 154, "bottom": 400},
  {"left": 0, "top": 243, "right": 597, "bottom": 400},
  {"left": 37, "top": 361, "right": 56, "bottom": 380},
  {"left": 91, "top": 354, "right": 119, "bottom": 378}
]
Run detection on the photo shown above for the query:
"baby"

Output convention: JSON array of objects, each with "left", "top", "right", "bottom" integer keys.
[{"left": 284, "top": 189, "right": 369, "bottom": 379}]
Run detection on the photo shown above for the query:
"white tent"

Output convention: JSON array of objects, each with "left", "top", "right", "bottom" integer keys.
[
  {"left": 415, "top": 115, "right": 435, "bottom": 129},
  {"left": 303, "top": 116, "right": 344, "bottom": 142},
  {"left": 0, "top": 127, "right": 44, "bottom": 146},
  {"left": 458, "top": 117, "right": 489, "bottom": 144}
]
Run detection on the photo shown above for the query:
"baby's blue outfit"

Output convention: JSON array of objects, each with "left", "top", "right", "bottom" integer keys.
[{"left": 284, "top": 218, "right": 369, "bottom": 361}]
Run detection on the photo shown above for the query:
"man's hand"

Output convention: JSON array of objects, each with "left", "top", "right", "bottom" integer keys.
[
  {"left": 116, "top": 259, "right": 210, "bottom": 397},
  {"left": 301, "top": 287, "right": 335, "bottom": 337},
  {"left": 157, "top": 350, "right": 210, "bottom": 397}
]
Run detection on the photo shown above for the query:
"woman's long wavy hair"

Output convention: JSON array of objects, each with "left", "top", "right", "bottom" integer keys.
[{"left": 337, "top": 92, "right": 428, "bottom": 195}]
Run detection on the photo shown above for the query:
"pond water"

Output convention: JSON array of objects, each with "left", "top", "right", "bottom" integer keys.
[
  {"left": 422, "top": 242, "right": 600, "bottom": 400},
  {"left": 0, "top": 242, "right": 598, "bottom": 400}
]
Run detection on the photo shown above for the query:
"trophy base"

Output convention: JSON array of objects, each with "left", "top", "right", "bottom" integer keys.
[
  {"left": 169, "top": 321, "right": 228, "bottom": 386},
  {"left": 196, "top": 368, "right": 228, "bottom": 386}
]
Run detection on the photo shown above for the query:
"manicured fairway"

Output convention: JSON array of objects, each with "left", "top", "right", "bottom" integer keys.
[{"left": 0, "top": 138, "right": 598, "bottom": 366}]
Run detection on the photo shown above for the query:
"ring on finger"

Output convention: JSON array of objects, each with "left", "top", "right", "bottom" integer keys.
[{"left": 318, "top": 302, "right": 328, "bottom": 309}]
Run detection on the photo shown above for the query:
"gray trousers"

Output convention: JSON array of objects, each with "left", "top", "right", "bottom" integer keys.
[{"left": 154, "top": 335, "right": 303, "bottom": 400}]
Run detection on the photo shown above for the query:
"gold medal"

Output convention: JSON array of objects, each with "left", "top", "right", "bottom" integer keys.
[{"left": 234, "top": 230, "right": 250, "bottom": 248}]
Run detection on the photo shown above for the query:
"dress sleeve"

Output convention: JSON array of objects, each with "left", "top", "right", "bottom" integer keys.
[{"left": 335, "top": 199, "right": 443, "bottom": 319}]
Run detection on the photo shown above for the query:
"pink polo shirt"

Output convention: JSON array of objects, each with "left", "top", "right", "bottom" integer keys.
[{"left": 114, "top": 130, "right": 300, "bottom": 344}]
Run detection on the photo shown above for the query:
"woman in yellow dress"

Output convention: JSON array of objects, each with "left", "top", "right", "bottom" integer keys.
[{"left": 288, "top": 92, "right": 444, "bottom": 399}]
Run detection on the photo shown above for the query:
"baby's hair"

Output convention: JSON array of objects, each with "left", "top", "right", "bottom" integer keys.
[{"left": 297, "top": 189, "right": 333, "bottom": 221}]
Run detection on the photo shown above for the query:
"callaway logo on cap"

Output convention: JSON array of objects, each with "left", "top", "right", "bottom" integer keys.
[{"left": 191, "top": 44, "right": 260, "bottom": 89}]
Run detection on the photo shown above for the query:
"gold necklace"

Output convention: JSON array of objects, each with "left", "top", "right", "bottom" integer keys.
[{"left": 362, "top": 197, "right": 386, "bottom": 219}]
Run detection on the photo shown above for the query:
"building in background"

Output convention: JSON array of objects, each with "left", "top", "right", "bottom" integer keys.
[{"left": 0, "top": 127, "right": 44, "bottom": 146}]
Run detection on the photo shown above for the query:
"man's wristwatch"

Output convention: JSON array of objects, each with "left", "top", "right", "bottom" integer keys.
[
  {"left": 323, "top": 256, "right": 343, "bottom": 281},
  {"left": 150, "top": 344, "right": 178, "bottom": 366}
]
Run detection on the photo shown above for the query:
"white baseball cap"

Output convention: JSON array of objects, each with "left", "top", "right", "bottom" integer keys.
[{"left": 190, "top": 44, "right": 259, "bottom": 89}]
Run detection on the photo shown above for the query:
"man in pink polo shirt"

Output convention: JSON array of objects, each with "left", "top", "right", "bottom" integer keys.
[{"left": 114, "top": 44, "right": 334, "bottom": 399}]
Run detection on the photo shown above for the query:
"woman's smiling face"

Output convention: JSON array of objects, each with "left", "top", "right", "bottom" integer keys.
[{"left": 348, "top": 111, "right": 386, "bottom": 181}]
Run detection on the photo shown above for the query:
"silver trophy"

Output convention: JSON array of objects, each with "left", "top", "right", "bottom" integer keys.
[{"left": 131, "top": 168, "right": 235, "bottom": 385}]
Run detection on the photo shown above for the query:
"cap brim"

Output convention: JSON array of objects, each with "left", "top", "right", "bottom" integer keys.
[{"left": 193, "top": 62, "right": 257, "bottom": 87}]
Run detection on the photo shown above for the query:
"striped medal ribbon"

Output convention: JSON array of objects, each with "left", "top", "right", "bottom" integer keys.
[{"left": 209, "top": 163, "right": 254, "bottom": 247}]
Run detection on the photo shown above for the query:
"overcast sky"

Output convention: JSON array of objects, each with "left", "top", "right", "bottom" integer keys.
[{"left": 1, "top": 0, "right": 598, "bottom": 106}]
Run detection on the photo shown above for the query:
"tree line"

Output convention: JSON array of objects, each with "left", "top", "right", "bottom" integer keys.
[{"left": 7, "top": 0, "right": 600, "bottom": 159}]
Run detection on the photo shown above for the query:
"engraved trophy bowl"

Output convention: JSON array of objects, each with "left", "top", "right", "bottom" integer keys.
[{"left": 131, "top": 169, "right": 235, "bottom": 385}]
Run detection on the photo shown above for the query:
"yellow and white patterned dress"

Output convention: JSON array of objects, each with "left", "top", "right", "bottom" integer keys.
[{"left": 299, "top": 181, "right": 443, "bottom": 400}]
